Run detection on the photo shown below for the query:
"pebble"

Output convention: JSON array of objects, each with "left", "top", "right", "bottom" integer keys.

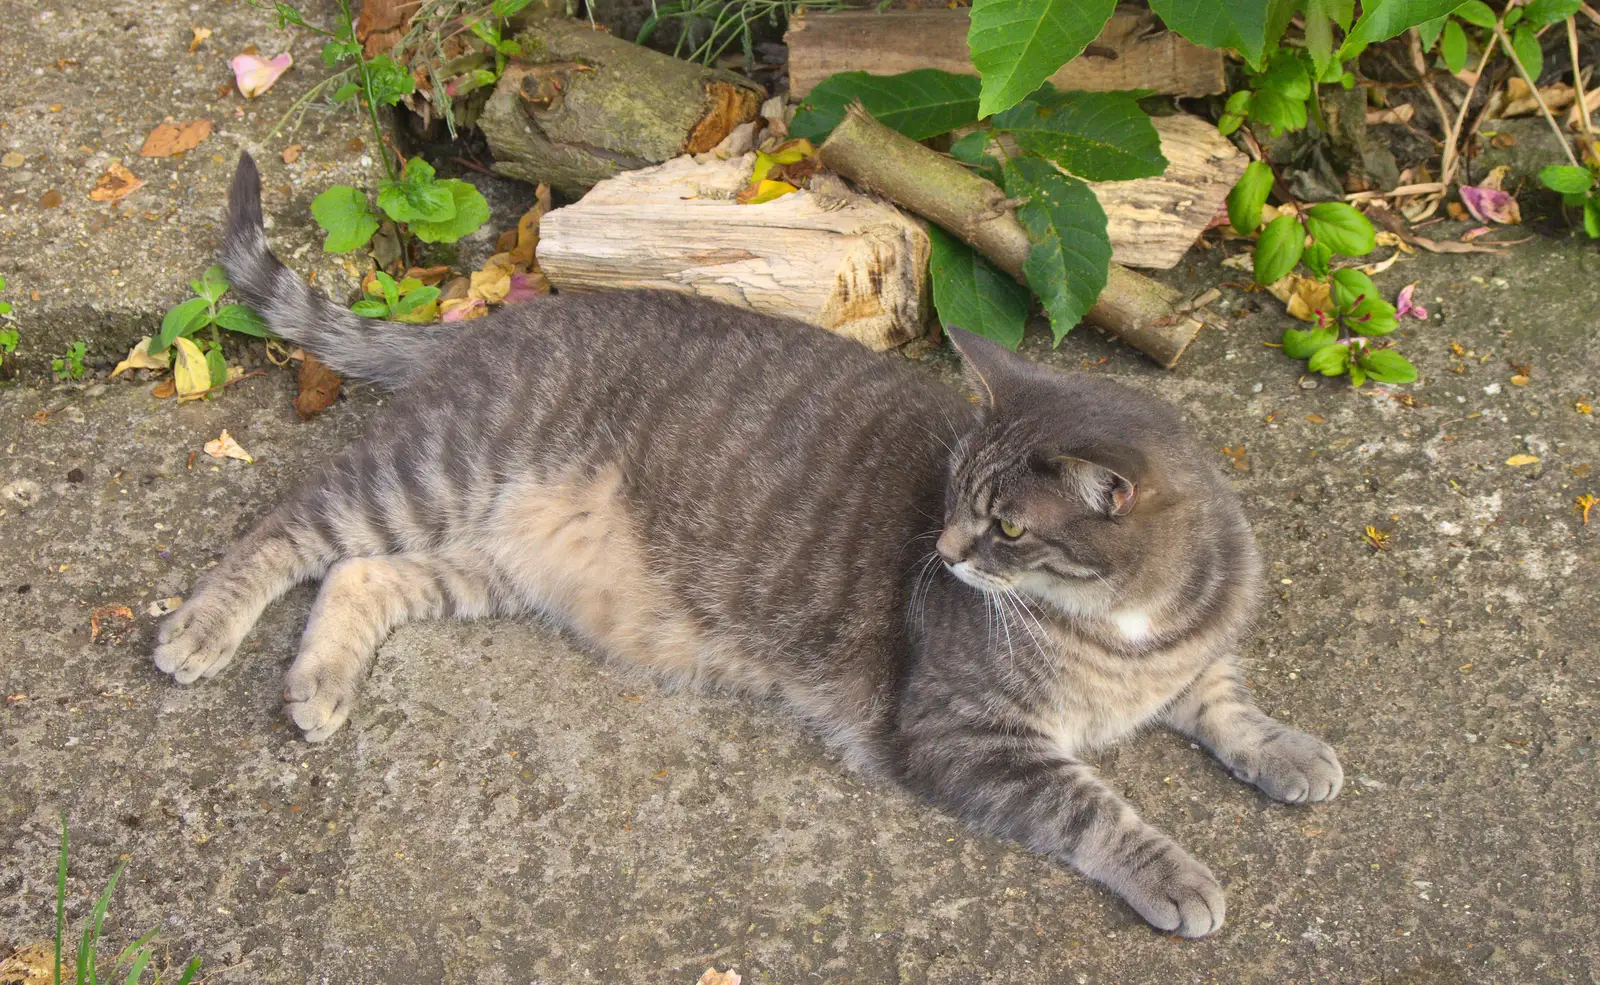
[{"left": 1300, "top": 378, "right": 1319, "bottom": 390}]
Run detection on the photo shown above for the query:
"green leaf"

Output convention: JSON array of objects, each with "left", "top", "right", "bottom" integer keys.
[
  {"left": 1416, "top": 13, "right": 1448, "bottom": 50},
  {"left": 1303, "top": 0, "right": 1337, "bottom": 77},
  {"left": 1283, "top": 325, "right": 1339, "bottom": 359},
  {"left": 491, "top": 0, "right": 535, "bottom": 14},
  {"left": 1253, "top": 214, "right": 1305, "bottom": 285},
  {"left": 949, "top": 130, "right": 1005, "bottom": 184},
  {"left": 1217, "top": 112, "right": 1245, "bottom": 136},
  {"left": 1348, "top": 298, "right": 1399, "bottom": 335},
  {"left": 408, "top": 179, "right": 490, "bottom": 243},
  {"left": 1522, "top": 0, "right": 1582, "bottom": 26},
  {"left": 173, "top": 957, "right": 203, "bottom": 985},
  {"left": 273, "top": 2, "right": 306, "bottom": 28},
  {"left": 969, "top": 0, "right": 1118, "bottom": 117},
  {"left": 322, "top": 40, "right": 361, "bottom": 67},
  {"left": 1511, "top": 23, "right": 1543, "bottom": 82},
  {"left": 196, "top": 264, "right": 230, "bottom": 303},
  {"left": 1358, "top": 348, "right": 1419, "bottom": 383},
  {"left": 364, "top": 53, "right": 416, "bottom": 107},
  {"left": 1440, "top": 18, "right": 1467, "bottom": 73},
  {"left": 1227, "top": 160, "right": 1275, "bottom": 234},
  {"left": 205, "top": 342, "right": 228, "bottom": 389},
  {"left": 1304, "top": 201, "right": 1376, "bottom": 256},
  {"left": 392, "top": 285, "right": 441, "bottom": 315},
  {"left": 927, "top": 225, "right": 1032, "bottom": 349},
  {"left": 214, "top": 304, "right": 272, "bottom": 338},
  {"left": 1302, "top": 240, "right": 1333, "bottom": 278},
  {"left": 1339, "top": 0, "right": 1475, "bottom": 60},
  {"left": 311, "top": 185, "right": 380, "bottom": 253},
  {"left": 332, "top": 82, "right": 360, "bottom": 103},
  {"left": 1002, "top": 156, "right": 1111, "bottom": 343},
  {"left": 789, "top": 69, "right": 981, "bottom": 143},
  {"left": 1586, "top": 198, "right": 1600, "bottom": 239},
  {"left": 377, "top": 158, "right": 457, "bottom": 224},
  {"left": 370, "top": 270, "right": 400, "bottom": 308},
  {"left": 1247, "top": 87, "right": 1309, "bottom": 135},
  {"left": 1148, "top": 0, "right": 1295, "bottom": 68},
  {"left": 351, "top": 299, "right": 391, "bottom": 318},
  {"left": 991, "top": 89, "right": 1167, "bottom": 181},
  {"left": 1330, "top": 267, "right": 1378, "bottom": 310},
  {"left": 1504, "top": 5, "right": 1523, "bottom": 26},
  {"left": 122, "top": 947, "right": 155, "bottom": 985},
  {"left": 1349, "top": 361, "right": 1367, "bottom": 386},
  {"left": 1539, "top": 165, "right": 1596, "bottom": 195},
  {"left": 1256, "top": 48, "right": 1313, "bottom": 100},
  {"left": 1307, "top": 341, "right": 1351, "bottom": 375},
  {"left": 153, "top": 297, "right": 210, "bottom": 354},
  {"left": 1453, "top": 1, "right": 1497, "bottom": 27}
]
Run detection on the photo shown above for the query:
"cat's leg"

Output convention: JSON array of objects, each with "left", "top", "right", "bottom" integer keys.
[
  {"left": 154, "top": 513, "right": 334, "bottom": 684},
  {"left": 898, "top": 722, "right": 1226, "bottom": 937},
  {"left": 282, "top": 553, "right": 493, "bottom": 742},
  {"left": 1160, "top": 657, "right": 1343, "bottom": 804}
]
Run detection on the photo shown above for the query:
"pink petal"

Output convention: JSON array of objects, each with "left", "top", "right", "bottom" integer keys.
[
  {"left": 1395, "top": 283, "right": 1428, "bottom": 320},
  {"left": 232, "top": 52, "right": 293, "bottom": 99},
  {"left": 441, "top": 297, "right": 487, "bottom": 322},
  {"left": 503, "top": 272, "right": 548, "bottom": 304},
  {"left": 1459, "top": 185, "right": 1521, "bottom": 225}
]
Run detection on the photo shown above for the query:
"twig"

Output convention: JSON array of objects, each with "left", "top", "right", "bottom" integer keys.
[
  {"left": 1407, "top": 30, "right": 1455, "bottom": 132},
  {"left": 1494, "top": 24, "right": 1583, "bottom": 167},
  {"left": 1346, "top": 181, "right": 1448, "bottom": 202},
  {"left": 1439, "top": 40, "right": 1498, "bottom": 187},
  {"left": 1583, "top": 3, "right": 1600, "bottom": 28},
  {"left": 1568, "top": 17, "right": 1596, "bottom": 145}
]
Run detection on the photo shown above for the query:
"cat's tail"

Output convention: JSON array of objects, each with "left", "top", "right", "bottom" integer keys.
[{"left": 223, "top": 151, "right": 441, "bottom": 387}]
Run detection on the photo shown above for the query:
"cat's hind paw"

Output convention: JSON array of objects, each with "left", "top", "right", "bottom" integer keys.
[{"left": 1232, "top": 729, "right": 1343, "bottom": 804}]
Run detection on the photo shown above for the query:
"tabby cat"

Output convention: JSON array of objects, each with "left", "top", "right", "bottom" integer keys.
[{"left": 154, "top": 153, "right": 1343, "bottom": 937}]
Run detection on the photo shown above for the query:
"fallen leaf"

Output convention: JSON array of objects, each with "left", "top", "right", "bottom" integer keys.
[
  {"left": 1365, "top": 104, "right": 1414, "bottom": 125},
  {"left": 1509, "top": 375, "right": 1529, "bottom": 386},
  {"left": 1362, "top": 526, "right": 1391, "bottom": 551},
  {"left": 1577, "top": 494, "right": 1597, "bottom": 525},
  {"left": 1489, "top": 132, "right": 1517, "bottom": 149},
  {"left": 440, "top": 275, "right": 472, "bottom": 301},
  {"left": 1266, "top": 274, "right": 1331, "bottom": 323},
  {"left": 510, "top": 184, "right": 552, "bottom": 268},
  {"left": 110, "top": 336, "right": 170, "bottom": 377},
  {"left": 737, "top": 179, "right": 799, "bottom": 205},
  {"left": 150, "top": 378, "right": 177, "bottom": 399},
  {"left": 39, "top": 189, "right": 62, "bottom": 208},
  {"left": 1500, "top": 78, "right": 1575, "bottom": 118},
  {"left": 404, "top": 265, "right": 451, "bottom": 286},
  {"left": 695, "top": 970, "right": 741, "bottom": 985},
  {"left": 1577, "top": 401, "right": 1593, "bottom": 414},
  {"left": 1478, "top": 165, "right": 1512, "bottom": 193},
  {"left": 1361, "top": 250, "right": 1403, "bottom": 275},
  {"left": 89, "top": 604, "right": 134, "bottom": 642},
  {"left": 1305, "top": 414, "right": 1326, "bottom": 423},
  {"left": 1220, "top": 445, "right": 1250, "bottom": 471},
  {"left": 189, "top": 26, "right": 212, "bottom": 52},
  {"left": 88, "top": 162, "right": 145, "bottom": 203},
  {"left": 1459, "top": 185, "right": 1520, "bottom": 225},
  {"left": 1406, "top": 234, "right": 1508, "bottom": 255},
  {"left": 232, "top": 52, "right": 293, "bottom": 98},
  {"left": 1395, "top": 283, "right": 1427, "bottom": 320},
  {"left": 0, "top": 941, "right": 61, "bottom": 982},
  {"left": 204, "top": 429, "right": 254, "bottom": 463},
  {"left": 0, "top": 152, "right": 23, "bottom": 168},
  {"left": 139, "top": 119, "right": 213, "bottom": 158},
  {"left": 281, "top": 143, "right": 302, "bottom": 164},
  {"left": 171, "top": 337, "right": 210, "bottom": 400},
  {"left": 469, "top": 265, "right": 511, "bottom": 303},
  {"left": 440, "top": 296, "right": 488, "bottom": 321},
  {"left": 1505, "top": 454, "right": 1540, "bottom": 467},
  {"left": 293, "top": 353, "right": 342, "bottom": 420},
  {"left": 1373, "top": 231, "right": 1414, "bottom": 254}
]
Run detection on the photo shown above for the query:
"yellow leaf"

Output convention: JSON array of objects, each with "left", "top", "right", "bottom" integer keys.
[
  {"left": 469, "top": 265, "right": 511, "bottom": 303},
  {"left": 1266, "top": 274, "right": 1332, "bottom": 323},
  {"left": 203, "top": 429, "right": 254, "bottom": 463},
  {"left": 393, "top": 300, "right": 439, "bottom": 323},
  {"left": 110, "top": 336, "right": 170, "bottom": 377},
  {"left": 740, "top": 179, "right": 798, "bottom": 205},
  {"left": 749, "top": 151, "right": 778, "bottom": 184},
  {"left": 1505, "top": 454, "right": 1540, "bottom": 467},
  {"left": 171, "top": 337, "right": 210, "bottom": 401},
  {"left": 766, "top": 137, "right": 815, "bottom": 164}
]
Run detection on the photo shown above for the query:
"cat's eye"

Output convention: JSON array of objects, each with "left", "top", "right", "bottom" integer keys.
[{"left": 997, "top": 518, "right": 1025, "bottom": 539}]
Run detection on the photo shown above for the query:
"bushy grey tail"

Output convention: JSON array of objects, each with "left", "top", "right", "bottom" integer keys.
[{"left": 224, "top": 152, "right": 442, "bottom": 386}]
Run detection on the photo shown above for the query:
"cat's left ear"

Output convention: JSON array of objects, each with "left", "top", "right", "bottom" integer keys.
[
  {"left": 1054, "top": 455, "right": 1145, "bottom": 517},
  {"left": 946, "top": 326, "right": 1033, "bottom": 410}
]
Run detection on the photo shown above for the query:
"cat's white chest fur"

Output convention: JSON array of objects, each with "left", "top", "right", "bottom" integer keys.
[{"left": 1112, "top": 609, "right": 1153, "bottom": 643}]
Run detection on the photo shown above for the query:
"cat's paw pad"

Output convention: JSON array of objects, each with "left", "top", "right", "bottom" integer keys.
[
  {"left": 282, "top": 659, "right": 359, "bottom": 743},
  {"left": 1110, "top": 840, "right": 1226, "bottom": 938},
  {"left": 152, "top": 596, "right": 244, "bottom": 684},
  {"left": 1233, "top": 729, "right": 1343, "bottom": 804}
]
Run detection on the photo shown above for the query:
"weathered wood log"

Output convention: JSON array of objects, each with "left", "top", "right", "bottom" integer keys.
[
  {"left": 536, "top": 155, "right": 932, "bottom": 351},
  {"left": 786, "top": 7, "right": 1226, "bottom": 101},
  {"left": 479, "top": 19, "right": 764, "bottom": 197},
  {"left": 819, "top": 105, "right": 1207, "bottom": 368}
]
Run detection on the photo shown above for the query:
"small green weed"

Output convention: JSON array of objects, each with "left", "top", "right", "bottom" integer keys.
[
  {"left": 0, "top": 274, "right": 16, "bottom": 360},
  {"left": 1539, "top": 164, "right": 1600, "bottom": 239},
  {"left": 150, "top": 265, "right": 271, "bottom": 394},
  {"left": 352, "top": 270, "right": 442, "bottom": 321},
  {"left": 51, "top": 341, "right": 87, "bottom": 381}
]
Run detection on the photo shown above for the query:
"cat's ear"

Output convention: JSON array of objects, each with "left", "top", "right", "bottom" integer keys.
[
  {"left": 946, "top": 326, "right": 1030, "bottom": 410},
  {"left": 1053, "top": 455, "right": 1143, "bottom": 517}
]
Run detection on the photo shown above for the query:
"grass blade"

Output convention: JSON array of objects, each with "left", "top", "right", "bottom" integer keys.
[
  {"left": 85, "top": 858, "right": 130, "bottom": 985},
  {"left": 120, "top": 948, "right": 153, "bottom": 985},
  {"left": 55, "top": 814, "right": 68, "bottom": 985},
  {"left": 172, "top": 956, "right": 203, "bottom": 985}
]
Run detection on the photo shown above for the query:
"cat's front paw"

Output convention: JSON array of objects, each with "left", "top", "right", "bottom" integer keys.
[
  {"left": 152, "top": 592, "right": 247, "bottom": 684},
  {"left": 1102, "top": 835, "right": 1226, "bottom": 938},
  {"left": 1231, "top": 729, "right": 1343, "bottom": 804}
]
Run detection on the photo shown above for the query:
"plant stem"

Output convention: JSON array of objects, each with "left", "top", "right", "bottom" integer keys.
[
  {"left": 1439, "top": 39, "right": 1498, "bottom": 187},
  {"left": 1408, "top": 28, "right": 1455, "bottom": 144},
  {"left": 1567, "top": 16, "right": 1596, "bottom": 147},
  {"left": 1493, "top": 23, "right": 1583, "bottom": 167},
  {"left": 341, "top": 0, "right": 399, "bottom": 182}
]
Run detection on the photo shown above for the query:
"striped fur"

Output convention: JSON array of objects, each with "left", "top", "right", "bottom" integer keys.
[{"left": 156, "top": 153, "right": 1343, "bottom": 937}]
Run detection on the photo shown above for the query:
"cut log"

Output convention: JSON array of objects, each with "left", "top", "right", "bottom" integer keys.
[
  {"left": 819, "top": 105, "right": 1207, "bottom": 368},
  {"left": 479, "top": 19, "right": 764, "bottom": 197},
  {"left": 536, "top": 156, "right": 932, "bottom": 351},
  {"left": 786, "top": 8, "right": 1225, "bottom": 100}
]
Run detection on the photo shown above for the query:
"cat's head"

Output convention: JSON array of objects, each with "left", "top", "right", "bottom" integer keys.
[{"left": 936, "top": 328, "right": 1237, "bottom": 625}]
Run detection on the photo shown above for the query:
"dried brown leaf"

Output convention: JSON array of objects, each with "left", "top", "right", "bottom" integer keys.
[
  {"left": 139, "top": 119, "right": 212, "bottom": 158},
  {"left": 293, "top": 354, "right": 342, "bottom": 420},
  {"left": 88, "top": 162, "right": 145, "bottom": 203}
]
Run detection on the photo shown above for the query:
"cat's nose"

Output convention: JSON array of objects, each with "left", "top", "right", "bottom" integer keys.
[{"left": 936, "top": 529, "right": 967, "bottom": 564}]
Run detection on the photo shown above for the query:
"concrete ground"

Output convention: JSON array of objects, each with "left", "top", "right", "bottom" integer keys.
[{"left": 3, "top": 1, "right": 1600, "bottom": 983}]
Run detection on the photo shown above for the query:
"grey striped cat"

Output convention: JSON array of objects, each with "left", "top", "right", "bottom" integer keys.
[{"left": 155, "top": 153, "right": 1343, "bottom": 937}]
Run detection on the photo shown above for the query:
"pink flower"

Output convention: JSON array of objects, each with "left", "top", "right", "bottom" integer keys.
[
  {"left": 232, "top": 52, "right": 293, "bottom": 99},
  {"left": 1459, "top": 185, "right": 1521, "bottom": 225},
  {"left": 1395, "top": 282, "right": 1427, "bottom": 320}
]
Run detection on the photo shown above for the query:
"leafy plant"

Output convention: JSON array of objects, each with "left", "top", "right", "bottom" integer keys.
[
  {"left": 150, "top": 266, "right": 272, "bottom": 392},
  {"left": 1539, "top": 163, "right": 1600, "bottom": 237},
  {"left": 353, "top": 271, "right": 442, "bottom": 321},
  {"left": 637, "top": 0, "right": 866, "bottom": 68},
  {"left": 1282, "top": 268, "right": 1418, "bottom": 385},
  {"left": 0, "top": 274, "right": 15, "bottom": 359},
  {"left": 52, "top": 342, "right": 87, "bottom": 381}
]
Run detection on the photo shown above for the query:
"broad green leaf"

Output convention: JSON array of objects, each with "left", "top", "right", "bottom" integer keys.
[
  {"left": 1523, "top": 0, "right": 1582, "bottom": 26},
  {"left": 1350, "top": 362, "right": 1367, "bottom": 386},
  {"left": 1416, "top": 13, "right": 1448, "bottom": 50},
  {"left": 949, "top": 130, "right": 1004, "bottom": 184},
  {"left": 171, "top": 337, "right": 211, "bottom": 398},
  {"left": 196, "top": 264, "right": 230, "bottom": 303},
  {"left": 333, "top": 82, "right": 360, "bottom": 103},
  {"left": 1003, "top": 157, "right": 1111, "bottom": 343},
  {"left": 1253, "top": 214, "right": 1305, "bottom": 285},
  {"left": 1304, "top": 0, "right": 1337, "bottom": 76},
  {"left": 1302, "top": 241, "right": 1333, "bottom": 278},
  {"left": 1511, "top": 23, "right": 1543, "bottom": 82},
  {"left": 1339, "top": 0, "right": 1472, "bottom": 59},
  {"left": 1440, "top": 18, "right": 1467, "bottom": 73},
  {"left": 991, "top": 89, "right": 1167, "bottom": 181},
  {"left": 1283, "top": 325, "right": 1338, "bottom": 359},
  {"left": 377, "top": 158, "right": 457, "bottom": 224},
  {"left": 322, "top": 39, "right": 360, "bottom": 66},
  {"left": 408, "top": 179, "right": 490, "bottom": 243},
  {"left": 927, "top": 225, "right": 1031, "bottom": 349},
  {"left": 1454, "top": 1, "right": 1496, "bottom": 27},
  {"left": 1331, "top": 267, "right": 1379, "bottom": 309},
  {"left": 969, "top": 0, "right": 1118, "bottom": 117},
  {"left": 1504, "top": 6, "right": 1523, "bottom": 26},
  {"left": 311, "top": 185, "right": 380, "bottom": 253},
  {"left": 789, "top": 70, "right": 981, "bottom": 143},
  {"left": 1358, "top": 348, "right": 1419, "bottom": 383},
  {"left": 1227, "top": 160, "right": 1275, "bottom": 234},
  {"left": 1348, "top": 297, "right": 1399, "bottom": 335},
  {"left": 370, "top": 270, "right": 400, "bottom": 308},
  {"left": 1148, "top": 0, "right": 1295, "bottom": 68},
  {"left": 1307, "top": 341, "right": 1351, "bottom": 376},
  {"left": 204, "top": 342, "right": 228, "bottom": 388},
  {"left": 491, "top": 0, "right": 535, "bottom": 14},
  {"left": 392, "top": 285, "right": 441, "bottom": 315},
  {"left": 1248, "top": 87, "right": 1309, "bottom": 134},
  {"left": 1539, "top": 166, "right": 1596, "bottom": 194},
  {"left": 1304, "top": 201, "right": 1376, "bottom": 256},
  {"left": 364, "top": 53, "right": 415, "bottom": 107},
  {"left": 152, "top": 297, "right": 210, "bottom": 354},
  {"left": 351, "top": 299, "right": 390, "bottom": 318},
  {"left": 214, "top": 304, "right": 272, "bottom": 338},
  {"left": 1256, "top": 49, "right": 1313, "bottom": 100}
]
